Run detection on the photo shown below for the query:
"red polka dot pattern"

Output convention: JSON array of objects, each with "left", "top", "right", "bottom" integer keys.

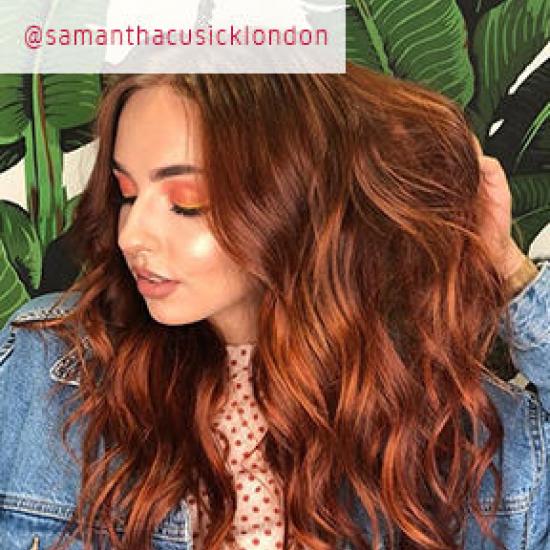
[{"left": 185, "top": 343, "right": 285, "bottom": 549}]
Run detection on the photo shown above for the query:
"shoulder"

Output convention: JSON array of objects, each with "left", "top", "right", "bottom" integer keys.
[
  {"left": 0, "top": 291, "right": 86, "bottom": 459},
  {"left": 0, "top": 294, "right": 90, "bottom": 539},
  {"left": 6, "top": 290, "right": 80, "bottom": 323},
  {"left": 0, "top": 291, "right": 85, "bottom": 386},
  {"left": 482, "top": 371, "right": 535, "bottom": 418},
  {"left": 482, "top": 372, "right": 546, "bottom": 458},
  {"left": 479, "top": 373, "right": 547, "bottom": 508}
]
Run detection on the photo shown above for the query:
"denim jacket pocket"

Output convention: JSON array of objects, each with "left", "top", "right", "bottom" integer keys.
[{"left": 0, "top": 494, "right": 193, "bottom": 550}]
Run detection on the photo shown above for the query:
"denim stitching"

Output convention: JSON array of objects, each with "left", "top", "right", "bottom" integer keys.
[{"left": 0, "top": 492, "right": 191, "bottom": 543}]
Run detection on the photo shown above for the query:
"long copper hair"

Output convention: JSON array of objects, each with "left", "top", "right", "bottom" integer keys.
[{"left": 20, "top": 64, "right": 507, "bottom": 549}]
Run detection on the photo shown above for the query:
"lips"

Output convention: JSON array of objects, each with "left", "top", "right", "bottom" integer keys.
[
  {"left": 131, "top": 266, "right": 180, "bottom": 299},
  {"left": 132, "top": 267, "right": 173, "bottom": 283}
]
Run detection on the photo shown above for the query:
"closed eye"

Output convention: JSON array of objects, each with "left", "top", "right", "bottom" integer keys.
[
  {"left": 171, "top": 204, "right": 204, "bottom": 217},
  {"left": 113, "top": 170, "right": 206, "bottom": 217},
  {"left": 117, "top": 195, "right": 204, "bottom": 217}
]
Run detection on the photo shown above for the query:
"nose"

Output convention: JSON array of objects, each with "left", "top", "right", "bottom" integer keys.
[{"left": 117, "top": 188, "right": 162, "bottom": 257}]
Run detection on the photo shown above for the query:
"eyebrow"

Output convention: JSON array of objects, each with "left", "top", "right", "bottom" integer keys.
[{"left": 111, "top": 159, "right": 204, "bottom": 181}]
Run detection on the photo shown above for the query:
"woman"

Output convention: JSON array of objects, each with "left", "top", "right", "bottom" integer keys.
[{"left": 0, "top": 64, "right": 548, "bottom": 550}]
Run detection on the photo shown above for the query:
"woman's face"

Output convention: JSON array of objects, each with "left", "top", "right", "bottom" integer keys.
[{"left": 115, "top": 85, "right": 262, "bottom": 344}]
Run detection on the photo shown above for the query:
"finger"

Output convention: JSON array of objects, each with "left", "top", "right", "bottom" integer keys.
[
  {"left": 470, "top": 133, "right": 483, "bottom": 158},
  {"left": 479, "top": 156, "right": 503, "bottom": 177}
]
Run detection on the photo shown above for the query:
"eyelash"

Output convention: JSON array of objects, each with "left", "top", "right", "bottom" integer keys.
[
  {"left": 171, "top": 203, "right": 204, "bottom": 217},
  {"left": 118, "top": 196, "right": 203, "bottom": 217}
]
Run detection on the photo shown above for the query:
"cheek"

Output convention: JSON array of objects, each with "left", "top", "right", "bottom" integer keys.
[
  {"left": 179, "top": 231, "right": 232, "bottom": 274},
  {"left": 188, "top": 232, "right": 218, "bottom": 260}
]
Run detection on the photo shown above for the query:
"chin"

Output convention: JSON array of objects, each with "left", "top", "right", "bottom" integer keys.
[{"left": 144, "top": 301, "right": 205, "bottom": 327}]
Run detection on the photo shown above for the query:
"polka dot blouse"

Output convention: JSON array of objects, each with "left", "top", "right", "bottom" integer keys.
[{"left": 185, "top": 343, "right": 285, "bottom": 549}]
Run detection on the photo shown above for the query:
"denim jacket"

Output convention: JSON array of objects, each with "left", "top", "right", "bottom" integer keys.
[{"left": 0, "top": 262, "right": 549, "bottom": 550}]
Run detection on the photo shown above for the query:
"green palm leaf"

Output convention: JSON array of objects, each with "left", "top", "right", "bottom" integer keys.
[
  {"left": 0, "top": 239, "right": 30, "bottom": 327},
  {"left": 515, "top": 102, "right": 550, "bottom": 172},
  {"left": 346, "top": 0, "right": 475, "bottom": 106},
  {"left": 0, "top": 200, "right": 42, "bottom": 291},
  {"left": 484, "top": 58, "right": 550, "bottom": 173},
  {"left": 509, "top": 173, "right": 550, "bottom": 252},
  {"left": 43, "top": 74, "right": 102, "bottom": 130},
  {"left": 0, "top": 73, "right": 101, "bottom": 248},
  {"left": 0, "top": 75, "right": 29, "bottom": 143},
  {"left": 0, "top": 140, "right": 25, "bottom": 173},
  {"left": 468, "top": 0, "right": 550, "bottom": 141},
  {"left": 347, "top": 1, "right": 390, "bottom": 74},
  {"left": 64, "top": 193, "right": 82, "bottom": 232},
  {"left": 520, "top": 118, "right": 550, "bottom": 174}
]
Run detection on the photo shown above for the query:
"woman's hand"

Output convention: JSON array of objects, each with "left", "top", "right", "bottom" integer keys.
[{"left": 472, "top": 136, "right": 526, "bottom": 279}]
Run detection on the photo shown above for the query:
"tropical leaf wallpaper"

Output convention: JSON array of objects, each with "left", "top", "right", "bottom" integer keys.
[
  {"left": 0, "top": 0, "right": 548, "bottom": 380},
  {"left": 0, "top": 74, "right": 102, "bottom": 322}
]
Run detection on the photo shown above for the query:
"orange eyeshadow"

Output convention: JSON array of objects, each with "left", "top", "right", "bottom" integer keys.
[
  {"left": 163, "top": 180, "right": 209, "bottom": 208},
  {"left": 112, "top": 171, "right": 209, "bottom": 208}
]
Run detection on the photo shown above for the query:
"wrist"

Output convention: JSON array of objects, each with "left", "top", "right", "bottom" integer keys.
[
  {"left": 499, "top": 239, "right": 526, "bottom": 279},
  {"left": 504, "top": 254, "right": 539, "bottom": 299}
]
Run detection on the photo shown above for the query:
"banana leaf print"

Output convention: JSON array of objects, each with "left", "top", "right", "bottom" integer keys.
[
  {"left": 347, "top": 0, "right": 475, "bottom": 106},
  {"left": 0, "top": 74, "right": 101, "bottom": 324},
  {"left": 487, "top": 58, "right": 550, "bottom": 251},
  {"left": 510, "top": 173, "right": 550, "bottom": 250},
  {"left": 486, "top": 59, "right": 550, "bottom": 174},
  {"left": 467, "top": 0, "right": 550, "bottom": 142},
  {"left": 0, "top": 74, "right": 101, "bottom": 249},
  {"left": 467, "top": 0, "right": 550, "bottom": 254},
  {"left": 0, "top": 239, "right": 29, "bottom": 327},
  {"left": 0, "top": 201, "right": 41, "bottom": 325}
]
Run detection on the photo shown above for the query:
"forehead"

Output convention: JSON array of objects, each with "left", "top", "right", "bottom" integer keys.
[{"left": 113, "top": 85, "right": 203, "bottom": 171}]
